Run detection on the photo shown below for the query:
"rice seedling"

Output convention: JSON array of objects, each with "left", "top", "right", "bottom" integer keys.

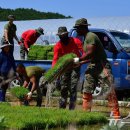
[
  {"left": 44, "top": 53, "right": 77, "bottom": 83},
  {"left": 0, "top": 103, "right": 108, "bottom": 129},
  {"left": 10, "top": 87, "right": 29, "bottom": 100},
  {"left": 47, "top": 52, "right": 54, "bottom": 60},
  {"left": 28, "top": 45, "right": 54, "bottom": 60}
]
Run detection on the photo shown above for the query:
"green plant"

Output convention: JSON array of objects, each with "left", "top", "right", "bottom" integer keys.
[
  {"left": 10, "top": 87, "right": 29, "bottom": 100},
  {"left": 0, "top": 104, "right": 107, "bottom": 129},
  {"left": 27, "top": 45, "right": 54, "bottom": 60},
  {"left": 44, "top": 53, "right": 76, "bottom": 83}
]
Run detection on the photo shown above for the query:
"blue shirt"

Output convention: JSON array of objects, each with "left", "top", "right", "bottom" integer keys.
[{"left": 0, "top": 51, "right": 16, "bottom": 77}]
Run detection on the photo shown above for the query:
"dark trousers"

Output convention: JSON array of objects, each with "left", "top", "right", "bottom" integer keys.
[
  {"left": 0, "top": 84, "right": 8, "bottom": 102},
  {"left": 20, "top": 38, "right": 28, "bottom": 60}
]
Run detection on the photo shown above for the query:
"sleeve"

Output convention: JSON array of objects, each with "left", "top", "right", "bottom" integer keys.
[
  {"left": 75, "top": 38, "right": 85, "bottom": 56},
  {"left": 24, "top": 32, "right": 33, "bottom": 49},
  {"left": 52, "top": 45, "right": 60, "bottom": 67},
  {"left": 83, "top": 33, "right": 96, "bottom": 52},
  {"left": 4, "top": 24, "right": 9, "bottom": 30}
]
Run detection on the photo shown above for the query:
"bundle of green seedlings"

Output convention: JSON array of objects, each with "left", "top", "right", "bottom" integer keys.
[
  {"left": 10, "top": 87, "right": 29, "bottom": 101},
  {"left": 28, "top": 45, "right": 54, "bottom": 60},
  {"left": 0, "top": 103, "right": 107, "bottom": 129},
  {"left": 44, "top": 53, "right": 77, "bottom": 83}
]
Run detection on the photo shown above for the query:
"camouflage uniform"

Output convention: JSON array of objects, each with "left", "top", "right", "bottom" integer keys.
[
  {"left": 60, "top": 67, "right": 80, "bottom": 109},
  {"left": 83, "top": 32, "right": 120, "bottom": 117},
  {"left": 53, "top": 27, "right": 84, "bottom": 110},
  {"left": 83, "top": 32, "right": 111, "bottom": 94},
  {"left": 2, "top": 23, "right": 17, "bottom": 55}
]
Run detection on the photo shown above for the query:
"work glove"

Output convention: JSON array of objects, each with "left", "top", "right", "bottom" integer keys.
[
  {"left": 27, "top": 91, "right": 32, "bottom": 99},
  {"left": 73, "top": 57, "right": 80, "bottom": 64},
  {"left": 27, "top": 48, "right": 30, "bottom": 52}
]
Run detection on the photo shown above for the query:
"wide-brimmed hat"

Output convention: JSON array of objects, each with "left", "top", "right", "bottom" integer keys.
[
  {"left": 57, "top": 26, "right": 68, "bottom": 36},
  {"left": 8, "top": 15, "right": 15, "bottom": 20},
  {"left": 36, "top": 27, "right": 44, "bottom": 35},
  {"left": 0, "top": 41, "right": 12, "bottom": 49},
  {"left": 73, "top": 18, "right": 91, "bottom": 28}
]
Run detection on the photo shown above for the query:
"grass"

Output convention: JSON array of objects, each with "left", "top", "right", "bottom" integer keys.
[
  {"left": 10, "top": 87, "right": 29, "bottom": 101},
  {"left": 0, "top": 103, "right": 107, "bottom": 129}
]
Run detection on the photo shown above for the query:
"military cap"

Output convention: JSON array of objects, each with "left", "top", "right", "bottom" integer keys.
[
  {"left": 74, "top": 18, "right": 91, "bottom": 28},
  {"left": 36, "top": 27, "right": 44, "bottom": 35},
  {"left": 57, "top": 26, "right": 68, "bottom": 36},
  {"left": 8, "top": 15, "right": 15, "bottom": 20}
]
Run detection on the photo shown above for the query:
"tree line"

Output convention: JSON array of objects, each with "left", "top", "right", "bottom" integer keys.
[{"left": 0, "top": 7, "right": 72, "bottom": 21}]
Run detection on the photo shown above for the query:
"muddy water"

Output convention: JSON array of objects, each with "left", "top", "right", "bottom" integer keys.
[{"left": 52, "top": 124, "right": 103, "bottom": 130}]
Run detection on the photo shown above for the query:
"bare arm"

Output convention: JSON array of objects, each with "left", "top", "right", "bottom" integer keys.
[
  {"left": 79, "top": 44, "right": 96, "bottom": 62},
  {"left": 4, "top": 29, "right": 9, "bottom": 42},
  {"left": 23, "top": 80, "right": 29, "bottom": 88},
  {"left": 14, "top": 32, "right": 20, "bottom": 42},
  {"left": 30, "top": 76, "right": 37, "bottom": 93}
]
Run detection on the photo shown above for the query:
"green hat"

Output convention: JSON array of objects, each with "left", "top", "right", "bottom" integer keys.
[
  {"left": 8, "top": 15, "right": 15, "bottom": 20},
  {"left": 57, "top": 26, "right": 68, "bottom": 36},
  {"left": 0, "top": 41, "right": 12, "bottom": 49},
  {"left": 36, "top": 27, "right": 44, "bottom": 35},
  {"left": 74, "top": 18, "right": 91, "bottom": 28}
]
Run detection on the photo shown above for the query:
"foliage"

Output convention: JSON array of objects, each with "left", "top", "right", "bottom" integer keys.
[
  {"left": 10, "top": 87, "right": 29, "bottom": 100},
  {"left": 0, "top": 7, "right": 72, "bottom": 21},
  {"left": 44, "top": 53, "right": 76, "bottom": 83},
  {"left": 0, "top": 103, "right": 107, "bottom": 129},
  {"left": 27, "top": 45, "right": 54, "bottom": 60}
]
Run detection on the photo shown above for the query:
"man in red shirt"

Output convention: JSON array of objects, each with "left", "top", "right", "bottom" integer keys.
[
  {"left": 52, "top": 26, "right": 84, "bottom": 110},
  {"left": 20, "top": 27, "right": 44, "bottom": 59}
]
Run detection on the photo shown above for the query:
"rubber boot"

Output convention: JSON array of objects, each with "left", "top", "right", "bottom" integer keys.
[
  {"left": 82, "top": 93, "right": 92, "bottom": 111},
  {"left": 59, "top": 98, "right": 67, "bottom": 109},
  {"left": 108, "top": 89, "right": 120, "bottom": 119},
  {"left": 36, "top": 99, "right": 42, "bottom": 107},
  {"left": 24, "top": 100, "right": 29, "bottom": 106},
  {"left": 69, "top": 102, "right": 76, "bottom": 110}
]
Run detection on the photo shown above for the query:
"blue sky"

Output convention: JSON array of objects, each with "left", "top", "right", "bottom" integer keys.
[{"left": 0, "top": 0, "right": 130, "bottom": 18}]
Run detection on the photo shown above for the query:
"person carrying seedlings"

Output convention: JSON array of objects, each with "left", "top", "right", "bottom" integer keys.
[
  {"left": 20, "top": 27, "right": 44, "bottom": 60},
  {"left": 16, "top": 64, "right": 45, "bottom": 106},
  {"left": 2, "top": 15, "right": 20, "bottom": 56},
  {"left": 0, "top": 41, "right": 16, "bottom": 101},
  {"left": 73, "top": 18, "right": 120, "bottom": 119},
  {"left": 52, "top": 26, "right": 84, "bottom": 110}
]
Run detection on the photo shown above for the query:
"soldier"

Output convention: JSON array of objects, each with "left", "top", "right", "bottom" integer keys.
[
  {"left": 73, "top": 18, "right": 120, "bottom": 119},
  {"left": 2, "top": 15, "right": 20, "bottom": 56},
  {"left": 52, "top": 26, "right": 84, "bottom": 110},
  {"left": 16, "top": 64, "right": 45, "bottom": 106},
  {"left": 20, "top": 27, "right": 44, "bottom": 60}
]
